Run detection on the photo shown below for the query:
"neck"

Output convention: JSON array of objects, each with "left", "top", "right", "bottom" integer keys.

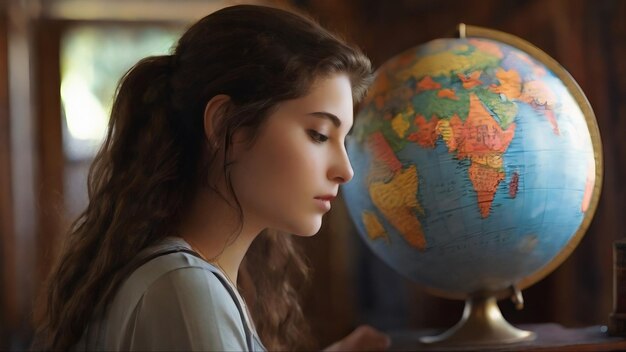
[
  {"left": 178, "top": 188, "right": 263, "bottom": 284},
  {"left": 208, "top": 233, "right": 254, "bottom": 284}
]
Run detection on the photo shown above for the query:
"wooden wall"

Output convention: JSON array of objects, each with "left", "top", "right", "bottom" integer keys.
[
  {"left": 0, "top": 2, "right": 13, "bottom": 349},
  {"left": 0, "top": 2, "right": 35, "bottom": 349},
  {"left": 294, "top": 0, "right": 626, "bottom": 347}
]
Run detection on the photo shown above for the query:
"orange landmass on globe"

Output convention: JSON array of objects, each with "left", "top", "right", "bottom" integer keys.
[
  {"left": 512, "top": 51, "right": 547, "bottom": 77},
  {"left": 520, "top": 80, "right": 560, "bottom": 135},
  {"left": 369, "top": 165, "right": 426, "bottom": 250},
  {"left": 509, "top": 172, "right": 520, "bottom": 198},
  {"left": 469, "top": 39, "right": 504, "bottom": 59},
  {"left": 387, "top": 48, "right": 421, "bottom": 71},
  {"left": 414, "top": 94, "right": 515, "bottom": 218},
  {"left": 490, "top": 68, "right": 522, "bottom": 100},
  {"left": 520, "top": 80, "right": 557, "bottom": 105},
  {"left": 364, "top": 71, "right": 391, "bottom": 110},
  {"left": 543, "top": 109, "right": 559, "bottom": 135},
  {"left": 454, "top": 94, "right": 516, "bottom": 159},
  {"left": 469, "top": 162, "right": 505, "bottom": 218},
  {"left": 581, "top": 160, "right": 595, "bottom": 212},
  {"left": 407, "top": 115, "right": 439, "bottom": 148},
  {"left": 367, "top": 132, "right": 426, "bottom": 250},
  {"left": 417, "top": 76, "right": 441, "bottom": 91},
  {"left": 366, "top": 160, "right": 395, "bottom": 185},
  {"left": 368, "top": 71, "right": 390, "bottom": 98},
  {"left": 368, "top": 131, "right": 402, "bottom": 173},
  {"left": 361, "top": 211, "right": 389, "bottom": 242},
  {"left": 456, "top": 94, "right": 515, "bottom": 217},
  {"left": 437, "top": 88, "right": 459, "bottom": 100},
  {"left": 487, "top": 68, "right": 560, "bottom": 135},
  {"left": 436, "top": 114, "right": 464, "bottom": 152},
  {"left": 458, "top": 71, "right": 483, "bottom": 89}
]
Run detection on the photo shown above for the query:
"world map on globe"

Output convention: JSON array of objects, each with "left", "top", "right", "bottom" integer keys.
[{"left": 343, "top": 36, "right": 600, "bottom": 296}]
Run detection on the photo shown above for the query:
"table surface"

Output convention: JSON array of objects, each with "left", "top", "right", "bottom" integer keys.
[{"left": 389, "top": 323, "right": 626, "bottom": 351}]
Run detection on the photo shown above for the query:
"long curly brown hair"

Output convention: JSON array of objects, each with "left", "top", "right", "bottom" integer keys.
[{"left": 32, "top": 4, "right": 371, "bottom": 351}]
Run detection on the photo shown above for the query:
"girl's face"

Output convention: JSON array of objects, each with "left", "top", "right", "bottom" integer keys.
[{"left": 230, "top": 73, "right": 354, "bottom": 236}]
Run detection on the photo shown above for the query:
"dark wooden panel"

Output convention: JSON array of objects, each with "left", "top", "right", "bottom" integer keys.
[
  {"left": 33, "top": 19, "right": 65, "bottom": 288},
  {"left": 0, "top": 1, "right": 16, "bottom": 349}
]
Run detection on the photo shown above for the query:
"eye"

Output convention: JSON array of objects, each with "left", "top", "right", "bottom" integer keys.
[{"left": 307, "top": 129, "right": 329, "bottom": 143}]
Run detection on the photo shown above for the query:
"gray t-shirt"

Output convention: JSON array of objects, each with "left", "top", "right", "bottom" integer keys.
[{"left": 74, "top": 237, "right": 266, "bottom": 351}]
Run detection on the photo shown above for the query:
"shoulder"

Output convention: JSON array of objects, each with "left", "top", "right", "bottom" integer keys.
[
  {"left": 108, "top": 252, "right": 248, "bottom": 351},
  {"left": 122, "top": 251, "right": 239, "bottom": 317},
  {"left": 142, "top": 259, "right": 236, "bottom": 312},
  {"left": 136, "top": 262, "right": 244, "bottom": 331},
  {"left": 115, "top": 250, "right": 223, "bottom": 305}
]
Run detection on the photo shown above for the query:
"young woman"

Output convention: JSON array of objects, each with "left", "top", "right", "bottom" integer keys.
[{"left": 32, "top": 4, "right": 390, "bottom": 351}]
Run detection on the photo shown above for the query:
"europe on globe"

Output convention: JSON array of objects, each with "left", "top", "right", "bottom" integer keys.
[{"left": 342, "top": 25, "right": 602, "bottom": 345}]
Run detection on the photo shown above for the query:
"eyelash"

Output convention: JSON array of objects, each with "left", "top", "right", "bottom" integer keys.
[{"left": 307, "top": 129, "right": 329, "bottom": 143}]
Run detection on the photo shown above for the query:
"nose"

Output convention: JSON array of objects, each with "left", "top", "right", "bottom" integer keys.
[{"left": 329, "top": 147, "right": 354, "bottom": 184}]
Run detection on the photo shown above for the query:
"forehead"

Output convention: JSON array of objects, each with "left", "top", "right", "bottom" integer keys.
[{"left": 278, "top": 73, "right": 354, "bottom": 127}]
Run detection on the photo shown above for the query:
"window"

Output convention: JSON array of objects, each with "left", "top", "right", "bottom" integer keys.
[{"left": 60, "top": 24, "right": 181, "bottom": 219}]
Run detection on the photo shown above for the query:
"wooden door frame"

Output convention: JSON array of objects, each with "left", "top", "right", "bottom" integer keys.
[{"left": 0, "top": 2, "right": 16, "bottom": 348}]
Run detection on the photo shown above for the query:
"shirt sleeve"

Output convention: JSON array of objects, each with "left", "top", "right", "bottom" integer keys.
[{"left": 121, "top": 267, "right": 249, "bottom": 351}]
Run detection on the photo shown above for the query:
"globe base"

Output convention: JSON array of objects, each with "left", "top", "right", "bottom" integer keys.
[{"left": 420, "top": 296, "right": 536, "bottom": 346}]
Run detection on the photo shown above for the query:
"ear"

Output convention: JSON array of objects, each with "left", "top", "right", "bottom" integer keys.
[{"left": 203, "top": 94, "right": 231, "bottom": 148}]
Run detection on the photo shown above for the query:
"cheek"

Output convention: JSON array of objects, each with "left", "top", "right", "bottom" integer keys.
[
  {"left": 260, "top": 135, "right": 318, "bottom": 193},
  {"left": 233, "top": 134, "right": 317, "bottom": 205},
  {"left": 230, "top": 132, "right": 326, "bottom": 233}
]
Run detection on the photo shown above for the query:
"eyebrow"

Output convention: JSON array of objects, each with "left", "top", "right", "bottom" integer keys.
[
  {"left": 308, "top": 112, "right": 341, "bottom": 127},
  {"left": 308, "top": 111, "right": 354, "bottom": 135}
]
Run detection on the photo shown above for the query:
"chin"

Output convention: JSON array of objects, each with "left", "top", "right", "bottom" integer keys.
[{"left": 284, "top": 217, "right": 323, "bottom": 237}]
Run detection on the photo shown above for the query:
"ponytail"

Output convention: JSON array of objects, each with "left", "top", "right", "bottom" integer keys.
[{"left": 33, "top": 55, "right": 192, "bottom": 351}]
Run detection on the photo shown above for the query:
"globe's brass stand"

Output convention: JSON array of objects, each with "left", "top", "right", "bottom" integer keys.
[{"left": 420, "top": 294, "right": 536, "bottom": 345}]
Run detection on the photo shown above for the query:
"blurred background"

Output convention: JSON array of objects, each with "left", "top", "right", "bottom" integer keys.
[{"left": 0, "top": 0, "right": 624, "bottom": 350}]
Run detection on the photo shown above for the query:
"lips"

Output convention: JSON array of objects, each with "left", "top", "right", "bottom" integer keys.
[
  {"left": 314, "top": 195, "right": 336, "bottom": 201},
  {"left": 314, "top": 195, "right": 334, "bottom": 212}
]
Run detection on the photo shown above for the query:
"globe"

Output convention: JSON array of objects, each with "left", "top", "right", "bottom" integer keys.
[{"left": 342, "top": 25, "right": 602, "bottom": 345}]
